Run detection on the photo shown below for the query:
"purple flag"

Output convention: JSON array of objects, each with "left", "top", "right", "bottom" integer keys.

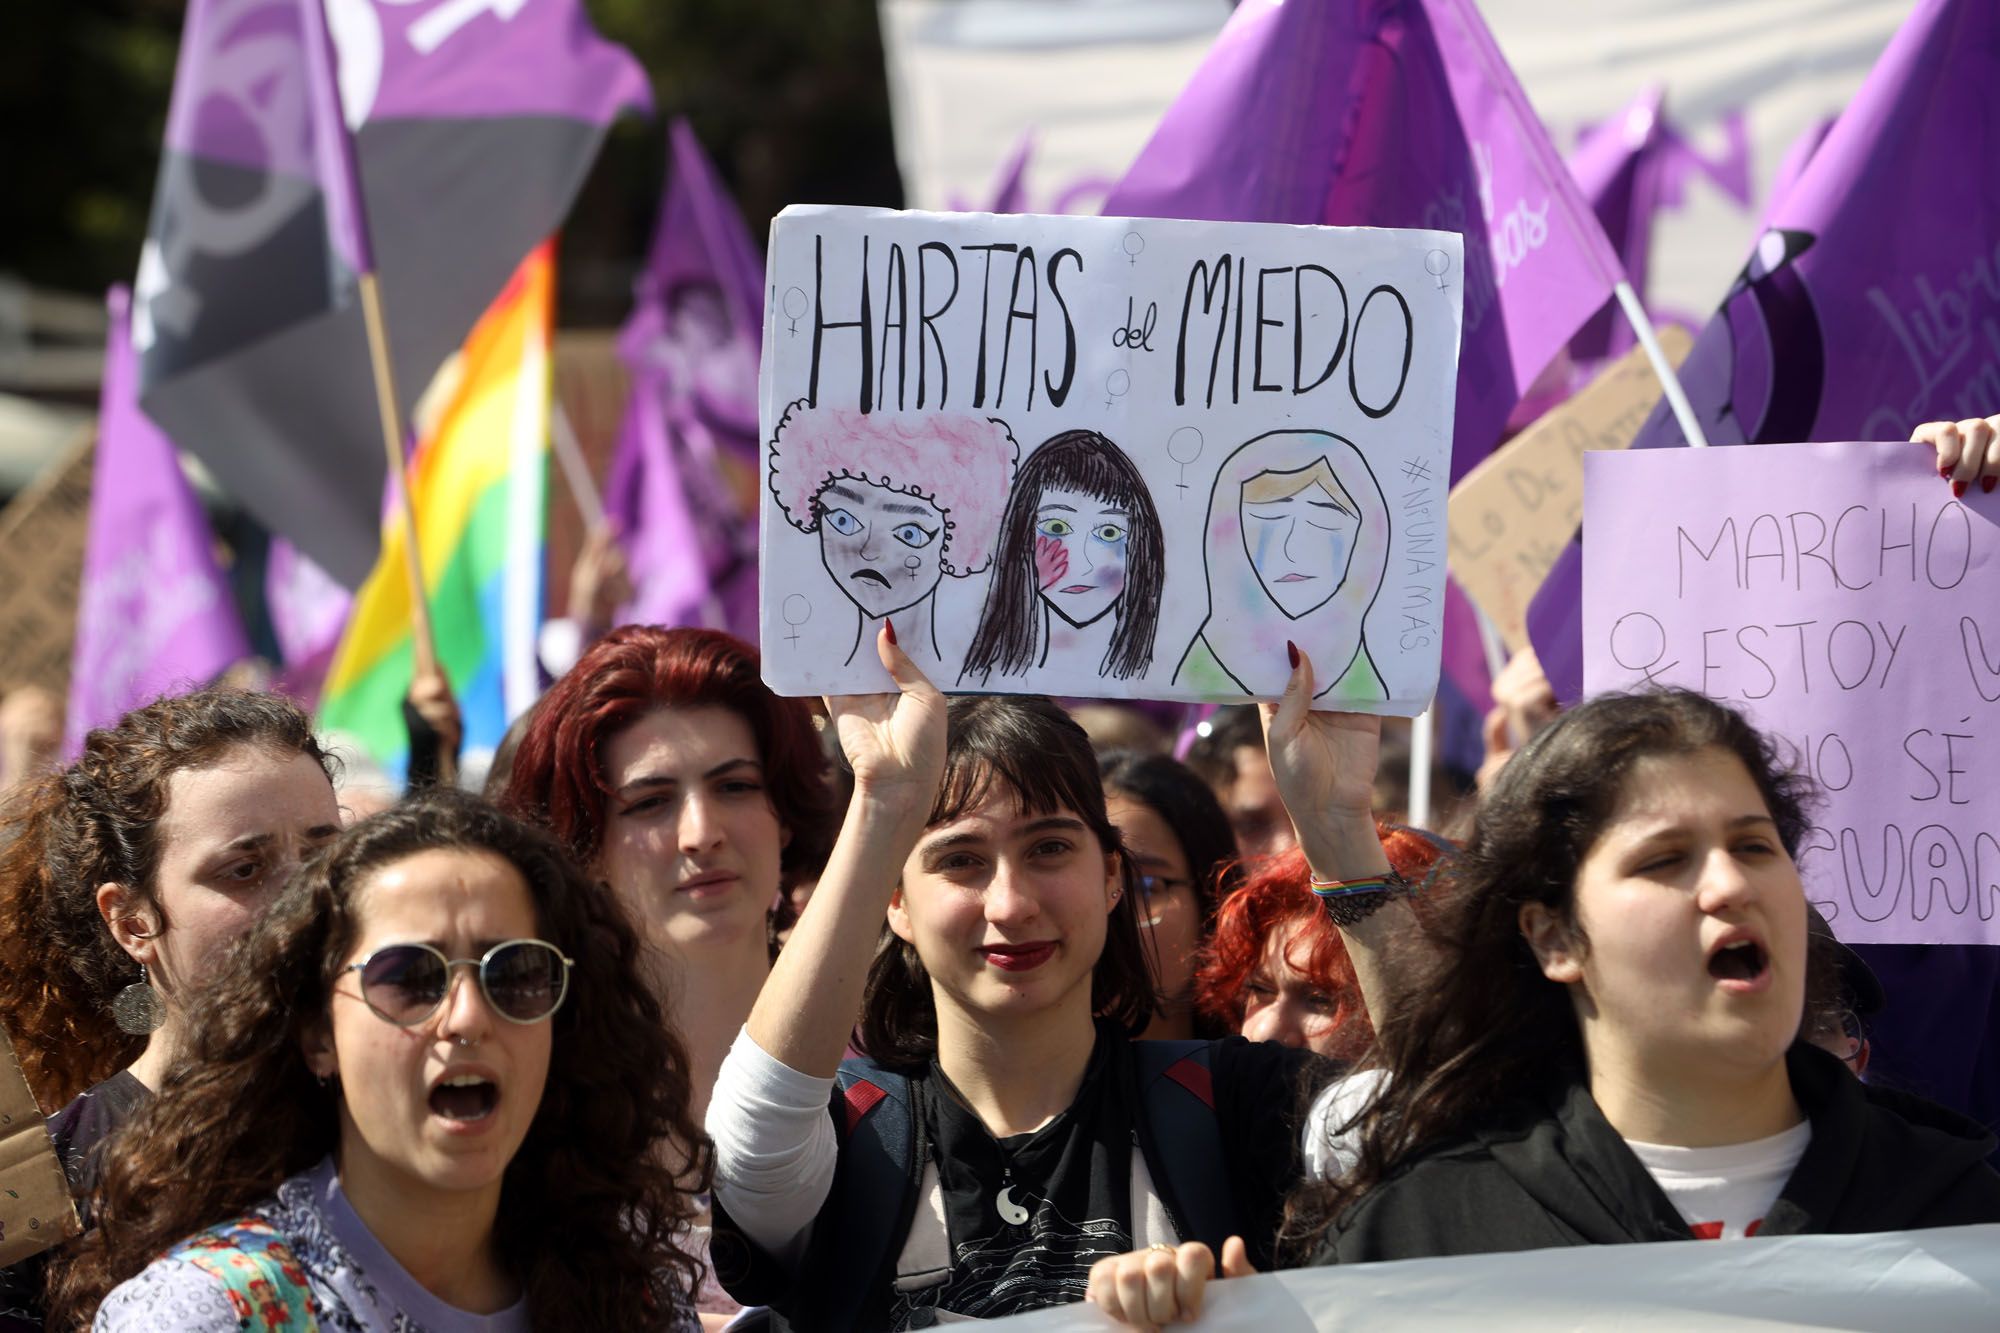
[
  {"left": 1530, "top": 0, "right": 2000, "bottom": 702},
  {"left": 66, "top": 288, "right": 251, "bottom": 755},
  {"left": 603, "top": 372, "right": 754, "bottom": 637},
  {"left": 619, "top": 118, "right": 765, "bottom": 456},
  {"left": 262, "top": 535, "right": 352, "bottom": 708},
  {"left": 610, "top": 120, "right": 763, "bottom": 639},
  {"left": 1105, "top": 0, "right": 1627, "bottom": 483},
  {"left": 985, "top": 134, "right": 1034, "bottom": 214},
  {"left": 1563, "top": 86, "right": 1666, "bottom": 365},
  {"left": 134, "top": 0, "right": 650, "bottom": 587}
]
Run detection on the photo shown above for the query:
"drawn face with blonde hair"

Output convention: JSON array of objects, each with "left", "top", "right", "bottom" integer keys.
[{"left": 1238, "top": 459, "right": 1362, "bottom": 619}]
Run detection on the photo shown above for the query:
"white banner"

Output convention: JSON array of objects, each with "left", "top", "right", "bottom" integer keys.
[
  {"left": 985, "top": 1224, "right": 2000, "bottom": 1330},
  {"left": 878, "top": 0, "right": 1230, "bottom": 216},
  {"left": 757, "top": 206, "right": 1464, "bottom": 713}
]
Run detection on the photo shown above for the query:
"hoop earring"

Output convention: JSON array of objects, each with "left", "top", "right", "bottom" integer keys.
[{"left": 111, "top": 964, "right": 166, "bottom": 1036}]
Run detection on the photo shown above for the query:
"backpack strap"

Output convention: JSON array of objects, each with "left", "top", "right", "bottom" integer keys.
[
  {"left": 1133, "top": 1040, "right": 1237, "bottom": 1254},
  {"left": 810, "top": 1059, "right": 920, "bottom": 1330},
  {"left": 172, "top": 1215, "right": 320, "bottom": 1332}
]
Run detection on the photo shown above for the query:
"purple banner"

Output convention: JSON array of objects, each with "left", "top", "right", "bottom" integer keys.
[
  {"left": 1533, "top": 0, "right": 1998, "bottom": 704},
  {"left": 67, "top": 288, "right": 251, "bottom": 755},
  {"left": 1582, "top": 441, "right": 2000, "bottom": 945},
  {"left": 1106, "top": 0, "right": 1625, "bottom": 483}
]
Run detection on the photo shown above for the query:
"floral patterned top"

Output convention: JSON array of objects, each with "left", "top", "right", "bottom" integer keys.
[{"left": 92, "top": 1158, "right": 698, "bottom": 1332}]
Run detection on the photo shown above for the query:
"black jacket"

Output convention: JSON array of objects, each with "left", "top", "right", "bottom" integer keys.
[{"left": 1322, "top": 1043, "right": 2000, "bottom": 1263}]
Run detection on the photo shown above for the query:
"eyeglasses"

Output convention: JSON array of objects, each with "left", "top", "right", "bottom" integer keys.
[
  {"left": 347, "top": 940, "right": 573, "bottom": 1027},
  {"left": 1136, "top": 874, "right": 1191, "bottom": 899}
]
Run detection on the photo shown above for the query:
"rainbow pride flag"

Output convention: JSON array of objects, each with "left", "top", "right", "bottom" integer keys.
[{"left": 319, "top": 244, "right": 552, "bottom": 779}]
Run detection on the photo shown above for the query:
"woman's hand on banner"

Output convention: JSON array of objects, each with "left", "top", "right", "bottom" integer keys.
[{"left": 1086, "top": 1235, "right": 1256, "bottom": 1330}]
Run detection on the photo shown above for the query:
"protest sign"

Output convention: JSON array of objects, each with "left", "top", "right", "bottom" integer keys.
[
  {"left": 986, "top": 1223, "right": 2000, "bottom": 1330},
  {"left": 1449, "top": 328, "right": 1689, "bottom": 649},
  {"left": 758, "top": 207, "right": 1464, "bottom": 713},
  {"left": 0, "top": 1022, "right": 80, "bottom": 1266},
  {"left": 1583, "top": 441, "right": 2000, "bottom": 946},
  {"left": 0, "top": 430, "right": 92, "bottom": 702}
]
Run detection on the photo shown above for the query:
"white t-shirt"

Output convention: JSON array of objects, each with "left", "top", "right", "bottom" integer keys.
[
  {"left": 1301, "top": 1068, "right": 1390, "bottom": 1180},
  {"left": 1623, "top": 1121, "right": 1812, "bottom": 1240}
]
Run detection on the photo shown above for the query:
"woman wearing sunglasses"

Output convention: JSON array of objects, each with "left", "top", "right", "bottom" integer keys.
[{"left": 52, "top": 790, "right": 706, "bottom": 1331}]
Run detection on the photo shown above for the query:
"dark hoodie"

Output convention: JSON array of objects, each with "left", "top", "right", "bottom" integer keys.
[{"left": 1322, "top": 1043, "right": 2000, "bottom": 1263}]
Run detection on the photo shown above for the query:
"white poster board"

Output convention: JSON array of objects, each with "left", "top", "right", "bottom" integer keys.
[{"left": 758, "top": 206, "right": 1464, "bottom": 713}]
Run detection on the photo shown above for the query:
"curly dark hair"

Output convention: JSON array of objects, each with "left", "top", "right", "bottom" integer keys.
[
  {"left": 858, "top": 695, "right": 1154, "bottom": 1065},
  {"left": 0, "top": 688, "right": 335, "bottom": 1109},
  {"left": 48, "top": 789, "right": 709, "bottom": 1329},
  {"left": 1281, "top": 688, "right": 1815, "bottom": 1259}
]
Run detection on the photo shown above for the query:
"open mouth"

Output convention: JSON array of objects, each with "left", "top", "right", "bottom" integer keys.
[
  {"left": 430, "top": 1074, "right": 499, "bottom": 1123},
  {"left": 849, "top": 569, "right": 891, "bottom": 587},
  {"left": 1707, "top": 939, "right": 1769, "bottom": 985},
  {"left": 979, "top": 942, "right": 1057, "bottom": 972},
  {"left": 1274, "top": 573, "right": 1314, "bottom": 583}
]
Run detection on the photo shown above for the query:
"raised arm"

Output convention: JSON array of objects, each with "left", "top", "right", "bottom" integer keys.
[
  {"left": 744, "top": 625, "right": 947, "bottom": 1077},
  {"left": 1259, "top": 644, "right": 1419, "bottom": 1026}
]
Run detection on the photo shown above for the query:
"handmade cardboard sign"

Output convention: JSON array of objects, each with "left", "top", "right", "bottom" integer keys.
[
  {"left": 0, "top": 1023, "right": 80, "bottom": 1266},
  {"left": 757, "top": 206, "right": 1465, "bottom": 713},
  {"left": 1583, "top": 441, "right": 2000, "bottom": 946},
  {"left": 1449, "top": 328, "right": 1690, "bottom": 650}
]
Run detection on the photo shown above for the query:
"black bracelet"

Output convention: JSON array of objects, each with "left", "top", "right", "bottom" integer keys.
[{"left": 1312, "top": 867, "right": 1413, "bottom": 928}]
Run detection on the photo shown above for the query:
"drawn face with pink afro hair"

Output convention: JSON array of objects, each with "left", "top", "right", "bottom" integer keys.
[{"left": 768, "top": 402, "right": 1019, "bottom": 634}]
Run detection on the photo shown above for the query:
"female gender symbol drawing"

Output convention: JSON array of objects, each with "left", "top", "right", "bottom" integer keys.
[
  {"left": 1167, "top": 426, "right": 1204, "bottom": 495},
  {"left": 1424, "top": 250, "right": 1452, "bottom": 292},
  {"left": 781, "top": 287, "right": 809, "bottom": 334},
  {"left": 1174, "top": 428, "right": 1390, "bottom": 702},
  {"left": 781, "top": 594, "right": 812, "bottom": 646},
  {"left": 1122, "top": 231, "right": 1146, "bottom": 266},
  {"left": 1104, "top": 369, "right": 1130, "bottom": 410},
  {"left": 767, "top": 399, "right": 1018, "bottom": 669}
]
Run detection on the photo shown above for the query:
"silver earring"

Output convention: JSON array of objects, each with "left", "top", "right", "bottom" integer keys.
[{"left": 111, "top": 964, "right": 166, "bottom": 1036}]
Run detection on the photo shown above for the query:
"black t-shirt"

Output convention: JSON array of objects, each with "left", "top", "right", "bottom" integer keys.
[
  {"left": 896, "top": 1034, "right": 1131, "bottom": 1324},
  {"left": 884, "top": 1030, "right": 1311, "bottom": 1328},
  {"left": 0, "top": 1071, "right": 151, "bottom": 1332}
]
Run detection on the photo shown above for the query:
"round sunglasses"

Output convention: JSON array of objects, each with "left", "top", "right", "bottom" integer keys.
[{"left": 347, "top": 939, "right": 573, "bottom": 1027}]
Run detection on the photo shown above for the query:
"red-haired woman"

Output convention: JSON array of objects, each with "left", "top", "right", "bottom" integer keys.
[
  {"left": 498, "top": 625, "right": 835, "bottom": 1320},
  {"left": 1195, "top": 829, "right": 1445, "bottom": 1064}
]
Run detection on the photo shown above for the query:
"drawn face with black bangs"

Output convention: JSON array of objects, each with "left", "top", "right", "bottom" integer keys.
[{"left": 814, "top": 478, "right": 948, "bottom": 619}]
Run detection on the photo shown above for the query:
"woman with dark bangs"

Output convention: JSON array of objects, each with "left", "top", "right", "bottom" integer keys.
[
  {"left": 704, "top": 631, "right": 1311, "bottom": 1330},
  {"left": 53, "top": 790, "right": 706, "bottom": 1330},
  {"left": 1089, "top": 665, "right": 2000, "bottom": 1329},
  {"left": 961, "top": 430, "right": 1165, "bottom": 685},
  {"left": 1099, "top": 750, "right": 1237, "bottom": 1040}
]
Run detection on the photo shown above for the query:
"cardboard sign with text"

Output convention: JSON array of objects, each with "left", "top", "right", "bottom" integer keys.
[
  {"left": 1583, "top": 441, "right": 2000, "bottom": 946},
  {"left": 0, "top": 1023, "right": 80, "bottom": 1265},
  {"left": 1448, "top": 328, "right": 1690, "bottom": 649}
]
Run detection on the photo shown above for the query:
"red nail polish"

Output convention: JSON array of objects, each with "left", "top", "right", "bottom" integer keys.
[
  {"left": 884, "top": 618, "right": 898, "bottom": 646},
  {"left": 1287, "top": 640, "right": 1300, "bottom": 669},
  {"left": 1954, "top": 480, "right": 1967, "bottom": 498},
  {"left": 1942, "top": 465, "right": 1954, "bottom": 479},
  {"left": 1984, "top": 477, "right": 1996, "bottom": 494}
]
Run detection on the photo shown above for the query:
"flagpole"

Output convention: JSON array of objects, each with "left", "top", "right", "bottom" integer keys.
[
  {"left": 356, "top": 271, "right": 440, "bottom": 671},
  {"left": 1613, "top": 280, "right": 1710, "bottom": 449},
  {"left": 303, "top": 0, "right": 439, "bottom": 674},
  {"left": 551, "top": 399, "right": 607, "bottom": 531},
  {"left": 1408, "top": 705, "right": 1434, "bottom": 830}
]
